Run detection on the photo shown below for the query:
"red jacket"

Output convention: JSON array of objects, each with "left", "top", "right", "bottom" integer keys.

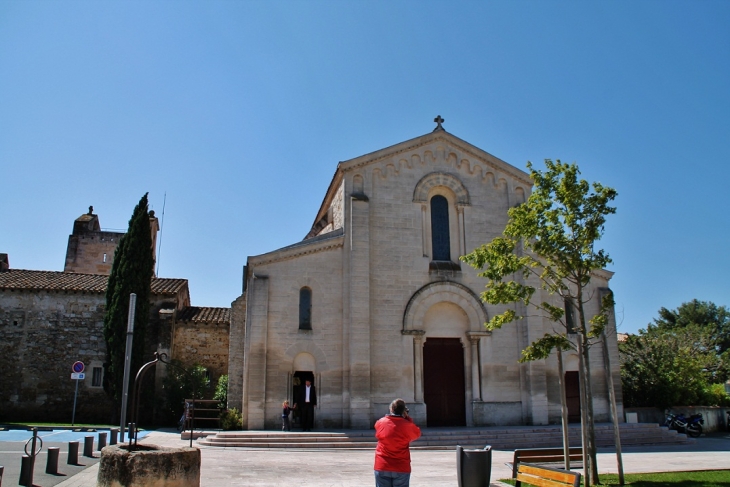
[{"left": 374, "top": 415, "right": 422, "bottom": 473}]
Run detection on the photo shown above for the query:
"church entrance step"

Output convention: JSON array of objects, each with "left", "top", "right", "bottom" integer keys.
[{"left": 196, "top": 423, "right": 693, "bottom": 450}]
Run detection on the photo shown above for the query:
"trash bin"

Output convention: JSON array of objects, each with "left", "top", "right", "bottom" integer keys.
[{"left": 456, "top": 445, "right": 492, "bottom": 487}]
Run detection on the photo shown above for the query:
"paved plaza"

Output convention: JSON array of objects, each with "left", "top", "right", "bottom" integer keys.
[{"left": 1, "top": 429, "right": 728, "bottom": 487}]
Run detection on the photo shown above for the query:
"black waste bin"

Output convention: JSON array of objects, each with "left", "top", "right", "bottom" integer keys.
[{"left": 456, "top": 445, "right": 492, "bottom": 487}]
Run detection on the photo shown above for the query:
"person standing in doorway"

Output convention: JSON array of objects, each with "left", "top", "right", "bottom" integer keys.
[
  {"left": 373, "top": 398, "right": 421, "bottom": 487},
  {"left": 295, "top": 379, "right": 317, "bottom": 431}
]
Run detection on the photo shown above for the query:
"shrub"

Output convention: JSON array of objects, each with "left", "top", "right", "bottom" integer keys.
[
  {"left": 220, "top": 408, "right": 243, "bottom": 430},
  {"left": 213, "top": 374, "right": 228, "bottom": 409},
  {"left": 700, "top": 383, "right": 730, "bottom": 407}
]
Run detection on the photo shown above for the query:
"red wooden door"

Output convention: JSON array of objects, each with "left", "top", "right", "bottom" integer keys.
[
  {"left": 423, "top": 338, "right": 466, "bottom": 426},
  {"left": 565, "top": 371, "right": 581, "bottom": 423}
]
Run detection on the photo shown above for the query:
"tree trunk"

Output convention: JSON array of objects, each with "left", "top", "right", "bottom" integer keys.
[
  {"left": 557, "top": 349, "right": 571, "bottom": 470},
  {"left": 602, "top": 331, "right": 624, "bottom": 485},
  {"left": 577, "top": 338, "right": 591, "bottom": 487},
  {"left": 577, "top": 295, "right": 599, "bottom": 486}
]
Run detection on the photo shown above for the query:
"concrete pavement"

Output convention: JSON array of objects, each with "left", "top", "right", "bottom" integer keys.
[{"left": 37, "top": 429, "right": 730, "bottom": 486}]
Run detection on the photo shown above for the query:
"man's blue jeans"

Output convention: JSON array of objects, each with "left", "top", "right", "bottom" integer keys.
[{"left": 374, "top": 470, "right": 410, "bottom": 487}]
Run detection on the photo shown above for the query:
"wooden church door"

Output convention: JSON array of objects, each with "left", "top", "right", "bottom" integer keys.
[
  {"left": 423, "top": 338, "right": 466, "bottom": 426},
  {"left": 565, "top": 371, "right": 581, "bottom": 423}
]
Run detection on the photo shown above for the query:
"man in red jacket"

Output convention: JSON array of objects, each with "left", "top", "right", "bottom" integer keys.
[{"left": 374, "top": 398, "right": 422, "bottom": 487}]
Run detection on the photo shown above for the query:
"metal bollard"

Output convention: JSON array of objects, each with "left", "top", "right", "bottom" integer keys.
[
  {"left": 19, "top": 455, "right": 31, "bottom": 486},
  {"left": 46, "top": 447, "right": 60, "bottom": 474},
  {"left": 98, "top": 432, "right": 107, "bottom": 451},
  {"left": 67, "top": 441, "right": 79, "bottom": 465},
  {"left": 110, "top": 428, "right": 119, "bottom": 445},
  {"left": 83, "top": 435, "right": 94, "bottom": 457}
]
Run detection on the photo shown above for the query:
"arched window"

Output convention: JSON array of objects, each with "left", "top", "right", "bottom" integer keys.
[
  {"left": 299, "top": 287, "right": 312, "bottom": 330},
  {"left": 430, "top": 195, "right": 451, "bottom": 261}
]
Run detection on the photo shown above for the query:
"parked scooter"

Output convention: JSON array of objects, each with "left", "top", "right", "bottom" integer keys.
[{"left": 661, "top": 411, "right": 703, "bottom": 438}]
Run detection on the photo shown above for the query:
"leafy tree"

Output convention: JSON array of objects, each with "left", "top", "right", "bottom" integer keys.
[
  {"left": 619, "top": 325, "right": 714, "bottom": 408},
  {"left": 462, "top": 159, "right": 617, "bottom": 486},
  {"left": 160, "top": 361, "right": 210, "bottom": 425},
  {"left": 652, "top": 299, "right": 730, "bottom": 358},
  {"left": 620, "top": 301, "right": 730, "bottom": 409},
  {"left": 103, "top": 194, "right": 154, "bottom": 419}
]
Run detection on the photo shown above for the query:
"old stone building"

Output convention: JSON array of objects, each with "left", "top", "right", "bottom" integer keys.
[
  {"left": 64, "top": 206, "right": 159, "bottom": 276},
  {"left": 0, "top": 210, "right": 230, "bottom": 424},
  {"left": 228, "top": 120, "right": 623, "bottom": 430}
]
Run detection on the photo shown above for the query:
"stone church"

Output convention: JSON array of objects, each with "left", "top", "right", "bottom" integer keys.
[{"left": 227, "top": 119, "right": 622, "bottom": 430}]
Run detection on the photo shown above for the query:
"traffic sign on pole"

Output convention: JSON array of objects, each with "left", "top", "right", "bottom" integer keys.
[{"left": 72, "top": 361, "right": 85, "bottom": 373}]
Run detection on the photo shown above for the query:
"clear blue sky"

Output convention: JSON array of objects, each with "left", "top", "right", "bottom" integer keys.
[{"left": 2, "top": 1, "right": 728, "bottom": 334}]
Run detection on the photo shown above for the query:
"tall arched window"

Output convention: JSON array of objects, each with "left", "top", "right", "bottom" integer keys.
[
  {"left": 430, "top": 195, "right": 451, "bottom": 261},
  {"left": 299, "top": 287, "right": 312, "bottom": 330}
]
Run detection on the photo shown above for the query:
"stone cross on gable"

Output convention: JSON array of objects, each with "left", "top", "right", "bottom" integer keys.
[{"left": 433, "top": 115, "right": 445, "bottom": 131}]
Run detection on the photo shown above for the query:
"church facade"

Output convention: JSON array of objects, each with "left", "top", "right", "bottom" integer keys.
[{"left": 228, "top": 122, "right": 623, "bottom": 430}]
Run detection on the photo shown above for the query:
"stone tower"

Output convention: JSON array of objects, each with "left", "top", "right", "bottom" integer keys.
[{"left": 64, "top": 206, "right": 159, "bottom": 276}]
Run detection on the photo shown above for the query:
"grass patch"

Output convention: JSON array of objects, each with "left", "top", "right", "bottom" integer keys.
[{"left": 500, "top": 470, "right": 730, "bottom": 486}]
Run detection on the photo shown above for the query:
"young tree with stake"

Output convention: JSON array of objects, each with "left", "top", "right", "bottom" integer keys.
[{"left": 462, "top": 160, "right": 617, "bottom": 486}]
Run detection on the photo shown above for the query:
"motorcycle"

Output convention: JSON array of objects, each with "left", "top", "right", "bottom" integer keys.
[{"left": 661, "top": 411, "right": 703, "bottom": 438}]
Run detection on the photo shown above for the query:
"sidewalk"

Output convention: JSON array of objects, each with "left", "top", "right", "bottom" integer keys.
[{"left": 54, "top": 430, "right": 730, "bottom": 487}]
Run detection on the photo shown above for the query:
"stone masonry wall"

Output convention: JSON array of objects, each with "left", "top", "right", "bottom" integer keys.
[
  {"left": 64, "top": 231, "right": 123, "bottom": 275},
  {"left": 0, "top": 289, "right": 112, "bottom": 423},
  {"left": 172, "top": 320, "right": 230, "bottom": 386},
  {"left": 0, "top": 288, "right": 191, "bottom": 424}
]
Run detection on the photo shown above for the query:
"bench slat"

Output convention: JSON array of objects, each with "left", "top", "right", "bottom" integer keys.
[
  {"left": 516, "top": 463, "right": 581, "bottom": 487},
  {"left": 519, "top": 464, "right": 578, "bottom": 482},
  {"left": 517, "top": 472, "right": 575, "bottom": 487},
  {"left": 517, "top": 454, "right": 582, "bottom": 463}
]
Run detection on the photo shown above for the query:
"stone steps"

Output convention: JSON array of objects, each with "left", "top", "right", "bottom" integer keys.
[{"left": 196, "top": 423, "right": 692, "bottom": 450}]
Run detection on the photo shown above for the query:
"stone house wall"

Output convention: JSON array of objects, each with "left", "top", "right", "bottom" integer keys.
[
  {"left": 0, "top": 289, "right": 111, "bottom": 423},
  {"left": 172, "top": 318, "right": 230, "bottom": 386}
]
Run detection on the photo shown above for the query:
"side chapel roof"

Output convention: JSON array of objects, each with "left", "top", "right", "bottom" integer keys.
[{"left": 176, "top": 306, "right": 231, "bottom": 324}]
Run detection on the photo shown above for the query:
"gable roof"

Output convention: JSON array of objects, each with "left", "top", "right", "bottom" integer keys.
[
  {"left": 0, "top": 268, "right": 188, "bottom": 296},
  {"left": 308, "top": 128, "right": 532, "bottom": 235},
  {"left": 176, "top": 306, "right": 231, "bottom": 324}
]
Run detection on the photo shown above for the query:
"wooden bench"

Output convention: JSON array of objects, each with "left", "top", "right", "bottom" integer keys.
[
  {"left": 509, "top": 447, "right": 583, "bottom": 480},
  {"left": 515, "top": 463, "right": 581, "bottom": 487}
]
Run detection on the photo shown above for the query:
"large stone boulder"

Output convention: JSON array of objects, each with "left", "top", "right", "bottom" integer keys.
[{"left": 97, "top": 444, "right": 200, "bottom": 487}]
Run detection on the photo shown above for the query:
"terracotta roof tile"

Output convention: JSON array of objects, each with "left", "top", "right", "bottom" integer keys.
[
  {"left": 0, "top": 269, "right": 187, "bottom": 296},
  {"left": 176, "top": 306, "right": 231, "bottom": 324}
]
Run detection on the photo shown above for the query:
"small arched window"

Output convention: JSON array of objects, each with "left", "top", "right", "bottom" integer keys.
[
  {"left": 430, "top": 195, "right": 451, "bottom": 261},
  {"left": 299, "top": 287, "right": 312, "bottom": 330}
]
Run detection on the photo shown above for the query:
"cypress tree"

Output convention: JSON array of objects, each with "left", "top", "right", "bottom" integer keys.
[{"left": 103, "top": 193, "right": 154, "bottom": 416}]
